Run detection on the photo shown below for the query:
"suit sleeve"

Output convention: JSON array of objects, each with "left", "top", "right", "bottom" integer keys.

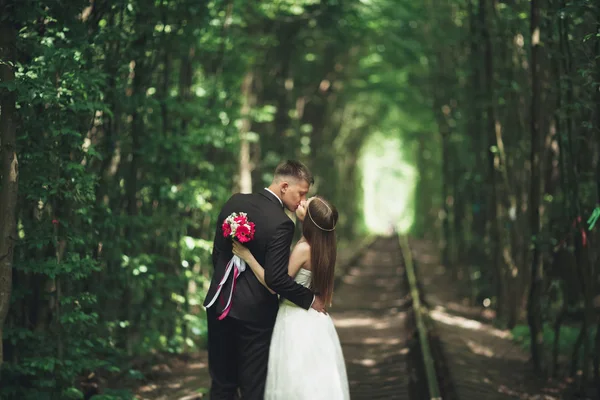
[{"left": 264, "top": 220, "right": 314, "bottom": 310}]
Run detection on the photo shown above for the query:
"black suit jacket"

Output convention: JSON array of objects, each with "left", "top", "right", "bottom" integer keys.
[{"left": 203, "top": 189, "right": 314, "bottom": 324}]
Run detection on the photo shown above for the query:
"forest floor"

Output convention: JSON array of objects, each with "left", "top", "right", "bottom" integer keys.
[
  {"left": 410, "top": 238, "right": 589, "bottom": 400},
  {"left": 131, "top": 352, "right": 210, "bottom": 400}
]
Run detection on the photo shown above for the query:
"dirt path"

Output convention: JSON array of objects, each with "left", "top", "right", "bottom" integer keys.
[
  {"left": 410, "top": 238, "right": 574, "bottom": 400},
  {"left": 132, "top": 352, "right": 210, "bottom": 400},
  {"left": 331, "top": 236, "right": 415, "bottom": 399}
]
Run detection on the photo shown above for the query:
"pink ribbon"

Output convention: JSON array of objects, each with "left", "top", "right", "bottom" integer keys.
[{"left": 205, "top": 255, "right": 246, "bottom": 320}]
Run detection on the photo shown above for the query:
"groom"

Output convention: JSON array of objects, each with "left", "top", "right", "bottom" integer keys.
[{"left": 204, "top": 160, "right": 326, "bottom": 400}]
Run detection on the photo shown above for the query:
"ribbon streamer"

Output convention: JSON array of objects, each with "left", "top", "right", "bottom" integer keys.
[{"left": 205, "top": 255, "right": 246, "bottom": 320}]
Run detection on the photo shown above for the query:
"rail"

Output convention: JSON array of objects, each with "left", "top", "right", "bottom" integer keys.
[{"left": 399, "top": 235, "right": 442, "bottom": 400}]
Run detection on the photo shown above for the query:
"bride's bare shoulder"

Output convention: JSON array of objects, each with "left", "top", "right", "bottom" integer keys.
[
  {"left": 293, "top": 239, "right": 311, "bottom": 254},
  {"left": 292, "top": 240, "right": 311, "bottom": 270}
]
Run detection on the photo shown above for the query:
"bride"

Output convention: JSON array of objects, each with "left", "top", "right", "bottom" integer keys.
[{"left": 232, "top": 196, "right": 350, "bottom": 400}]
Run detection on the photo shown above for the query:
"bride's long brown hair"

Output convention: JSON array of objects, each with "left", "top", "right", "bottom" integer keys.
[{"left": 302, "top": 196, "right": 338, "bottom": 306}]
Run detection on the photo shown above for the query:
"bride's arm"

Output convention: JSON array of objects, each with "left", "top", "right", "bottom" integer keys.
[
  {"left": 232, "top": 242, "right": 275, "bottom": 294},
  {"left": 232, "top": 241, "right": 309, "bottom": 294}
]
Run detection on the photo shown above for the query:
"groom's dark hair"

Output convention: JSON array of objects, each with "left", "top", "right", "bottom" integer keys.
[{"left": 274, "top": 160, "right": 314, "bottom": 185}]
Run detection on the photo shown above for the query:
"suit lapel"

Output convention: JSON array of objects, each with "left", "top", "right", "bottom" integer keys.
[
  {"left": 258, "top": 189, "right": 296, "bottom": 224},
  {"left": 259, "top": 189, "right": 284, "bottom": 209}
]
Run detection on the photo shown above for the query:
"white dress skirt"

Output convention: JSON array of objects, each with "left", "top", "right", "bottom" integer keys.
[{"left": 265, "top": 268, "right": 350, "bottom": 400}]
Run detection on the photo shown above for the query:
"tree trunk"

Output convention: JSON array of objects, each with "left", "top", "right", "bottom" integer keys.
[
  {"left": 123, "top": 27, "right": 148, "bottom": 354},
  {"left": 452, "top": 161, "right": 466, "bottom": 271},
  {"left": 527, "top": 0, "right": 544, "bottom": 374},
  {"left": 480, "top": 0, "right": 502, "bottom": 314},
  {"left": 594, "top": 7, "right": 600, "bottom": 391},
  {"left": 0, "top": 7, "right": 18, "bottom": 368},
  {"left": 239, "top": 71, "right": 255, "bottom": 194},
  {"left": 441, "top": 128, "right": 452, "bottom": 270},
  {"left": 467, "top": 0, "right": 487, "bottom": 284},
  {"left": 179, "top": 47, "right": 194, "bottom": 132}
]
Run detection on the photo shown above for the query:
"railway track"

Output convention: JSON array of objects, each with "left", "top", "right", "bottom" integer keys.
[
  {"left": 331, "top": 235, "right": 448, "bottom": 400},
  {"left": 332, "top": 235, "right": 571, "bottom": 400}
]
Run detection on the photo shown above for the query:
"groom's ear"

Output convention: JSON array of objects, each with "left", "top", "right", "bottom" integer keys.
[{"left": 280, "top": 181, "right": 289, "bottom": 194}]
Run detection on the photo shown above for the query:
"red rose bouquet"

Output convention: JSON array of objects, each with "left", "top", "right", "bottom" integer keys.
[{"left": 205, "top": 212, "right": 255, "bottom": 320}]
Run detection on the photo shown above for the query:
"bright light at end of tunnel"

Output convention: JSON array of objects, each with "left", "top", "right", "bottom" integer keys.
[{"left": 360, "top": 134, "right": 417, "bottom": 235}]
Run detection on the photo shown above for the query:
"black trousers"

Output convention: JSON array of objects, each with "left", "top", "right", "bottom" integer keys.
[{"left": 207, "top": 307, "right": 274, "bottom": 400}]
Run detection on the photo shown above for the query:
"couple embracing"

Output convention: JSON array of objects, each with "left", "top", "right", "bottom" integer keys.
[{"left": 203, "top": 160, "right": 350, "bottom": 399}]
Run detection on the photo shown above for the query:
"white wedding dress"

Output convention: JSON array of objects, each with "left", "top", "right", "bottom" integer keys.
[{"left": 265, "top": 268, "right": 350, "bottom": 400}]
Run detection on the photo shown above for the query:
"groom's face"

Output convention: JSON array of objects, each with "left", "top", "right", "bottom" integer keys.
[{"left": 281, "top": 179, "right": 310, "bottom": 212}]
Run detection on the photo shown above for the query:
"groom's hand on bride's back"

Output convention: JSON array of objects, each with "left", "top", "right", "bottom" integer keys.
[{"left": 311, "top": 295, "right": 327, "bottom": 314}]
